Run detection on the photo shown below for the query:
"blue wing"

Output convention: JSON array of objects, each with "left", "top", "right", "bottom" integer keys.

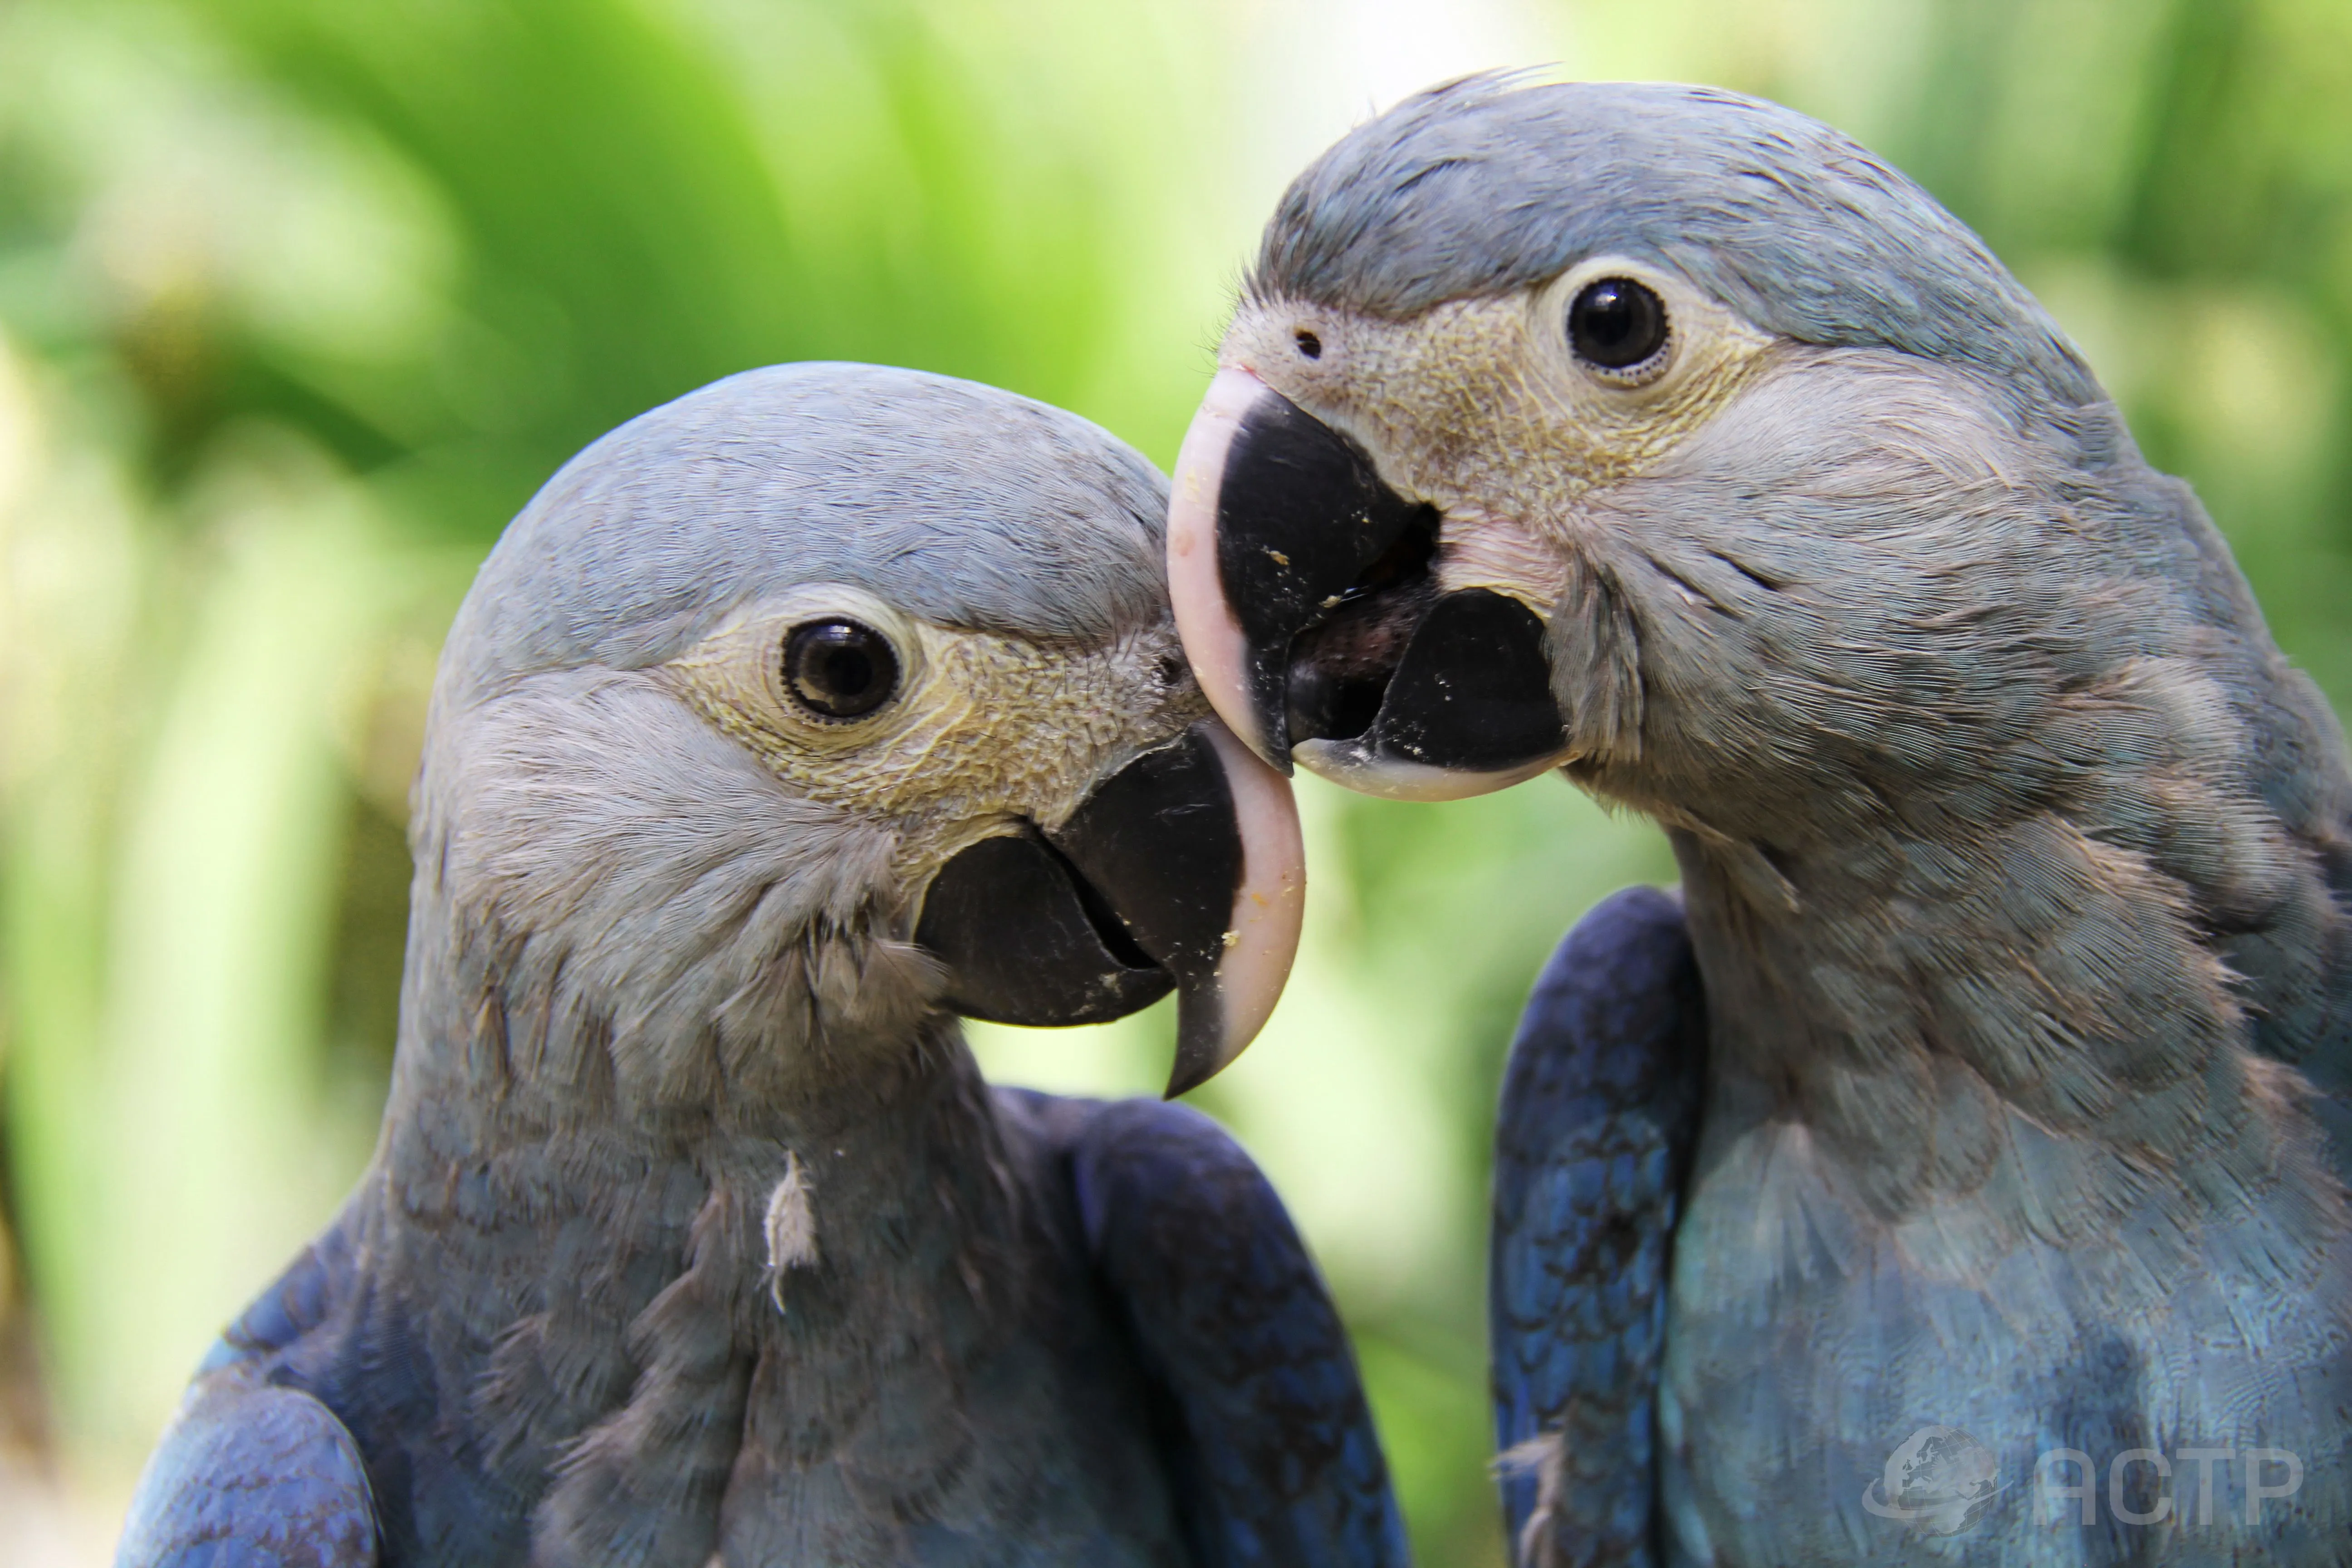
[
  {"left": 118, "top": 1209, "right": 381, "bottom": 1568},
  {"left": 115, "top": 1379, "right": 378, "bottom": 1568},
  {"left": 1055, "top": 1095, "right": 1410, "bottom": 1568},
  {"left": 1490, "top": 886, "right": 1705, "bottom": 1568}
]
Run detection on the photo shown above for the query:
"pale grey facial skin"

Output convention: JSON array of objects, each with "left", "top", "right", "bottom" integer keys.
[{"left": 1200, "top": 76, "right": 2352, "bottom": 1564}]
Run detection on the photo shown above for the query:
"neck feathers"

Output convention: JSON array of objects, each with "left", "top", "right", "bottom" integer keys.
[{"left": 1672, "top": 637, "right": 2352, "bottom": 1236}]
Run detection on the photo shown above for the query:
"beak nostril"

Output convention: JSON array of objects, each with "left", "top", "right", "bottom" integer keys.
[{"left": 1155, "top": 652, "right": 1188, "bottom": 690}]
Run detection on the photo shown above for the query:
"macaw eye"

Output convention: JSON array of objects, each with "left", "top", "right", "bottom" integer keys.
[
  {"left": 783, "top": 618, "right": 900, "bottom": 719},
  {"left": 1293, "top": 328, "right": 1323, "bottom": 360},
  {"left": 1568, "top": 277, "right": 1669, "bottom": 373}
]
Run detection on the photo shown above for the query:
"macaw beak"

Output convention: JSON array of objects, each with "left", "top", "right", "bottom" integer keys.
[
  {"left": 1168, "top": 366, "right": 1570, "bottom": 801},
  {"left": 914, "top": 715, "right": 1305, "bottom": 1097}
]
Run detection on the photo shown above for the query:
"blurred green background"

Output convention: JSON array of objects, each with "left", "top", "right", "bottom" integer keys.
[{"left": 2, "top": 0, "right": 2348, "bottom": 1561}]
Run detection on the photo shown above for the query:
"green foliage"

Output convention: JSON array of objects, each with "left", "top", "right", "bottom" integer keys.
[{"left": 1, "top": 1, "right": 2347, "bottom": 1563}]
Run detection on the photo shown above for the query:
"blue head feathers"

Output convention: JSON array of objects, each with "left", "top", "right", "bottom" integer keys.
[
  {"left": 440, "top": 362, "right": 1171, "bottom": 708},
  {"left": 1252, "top": 76, "right": 2097, "bottom": 404}
]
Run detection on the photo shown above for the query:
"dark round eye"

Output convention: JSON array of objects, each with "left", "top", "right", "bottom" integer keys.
[
  {"left": 782, "top": 618, "right": 899, "bottom": 719},
  {"left": 1294, "top": 328, "right": 1323, "bottom": 359},
  {"left": 1567, "top": 277, "right": 1669, "bottom": 372}
]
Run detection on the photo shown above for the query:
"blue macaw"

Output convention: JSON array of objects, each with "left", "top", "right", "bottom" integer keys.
[
  {"left": 117, "top": 363, "right": 1409, "bottom": 1568},
  {"left": 1164, "top": 77, "right": 2352, "bottom": 1565}
]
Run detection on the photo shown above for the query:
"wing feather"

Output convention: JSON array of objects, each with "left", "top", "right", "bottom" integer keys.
[{"left": 1490, "top": 887, "right": 1705, "bottom": 1568}]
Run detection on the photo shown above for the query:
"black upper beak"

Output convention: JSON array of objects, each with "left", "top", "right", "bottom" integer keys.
[
  {"left": 913, "top": 717, "right": 1303, "bottom": 1096},
  {"left": 1168, "top": 368, "right": 1568, "bottom": 799}
]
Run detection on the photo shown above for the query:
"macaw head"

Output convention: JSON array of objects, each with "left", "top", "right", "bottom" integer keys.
[
  {"left": 414, "top": 363, "right": 1302, "bottom": 1107},
  {"left": 1162, "top": 76, "right": 2237, "bottom": 857}
]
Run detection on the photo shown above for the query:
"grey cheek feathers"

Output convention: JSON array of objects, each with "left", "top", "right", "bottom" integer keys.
[
  {"left": 410, "top": 671, "right": 935, "bottom": 1110},
  {"left": 1544, "top": 349, "right": 2074, "bottom": 777},
  {"left": 1251, "top": 76, "right": 2098, "bottom": 408},
  {"left": 1561, "top": 341, "right": 2334, "bottom": 964}
]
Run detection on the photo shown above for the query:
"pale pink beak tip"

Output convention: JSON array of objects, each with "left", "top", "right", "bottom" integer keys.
[{"left": 1165, "top": 714, "right": 1305, "bottom": 1094}]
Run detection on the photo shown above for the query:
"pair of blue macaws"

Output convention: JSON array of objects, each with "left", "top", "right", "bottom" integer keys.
[{"left": 119, "top": 76, "right": 2351, "bottom": 1568}]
